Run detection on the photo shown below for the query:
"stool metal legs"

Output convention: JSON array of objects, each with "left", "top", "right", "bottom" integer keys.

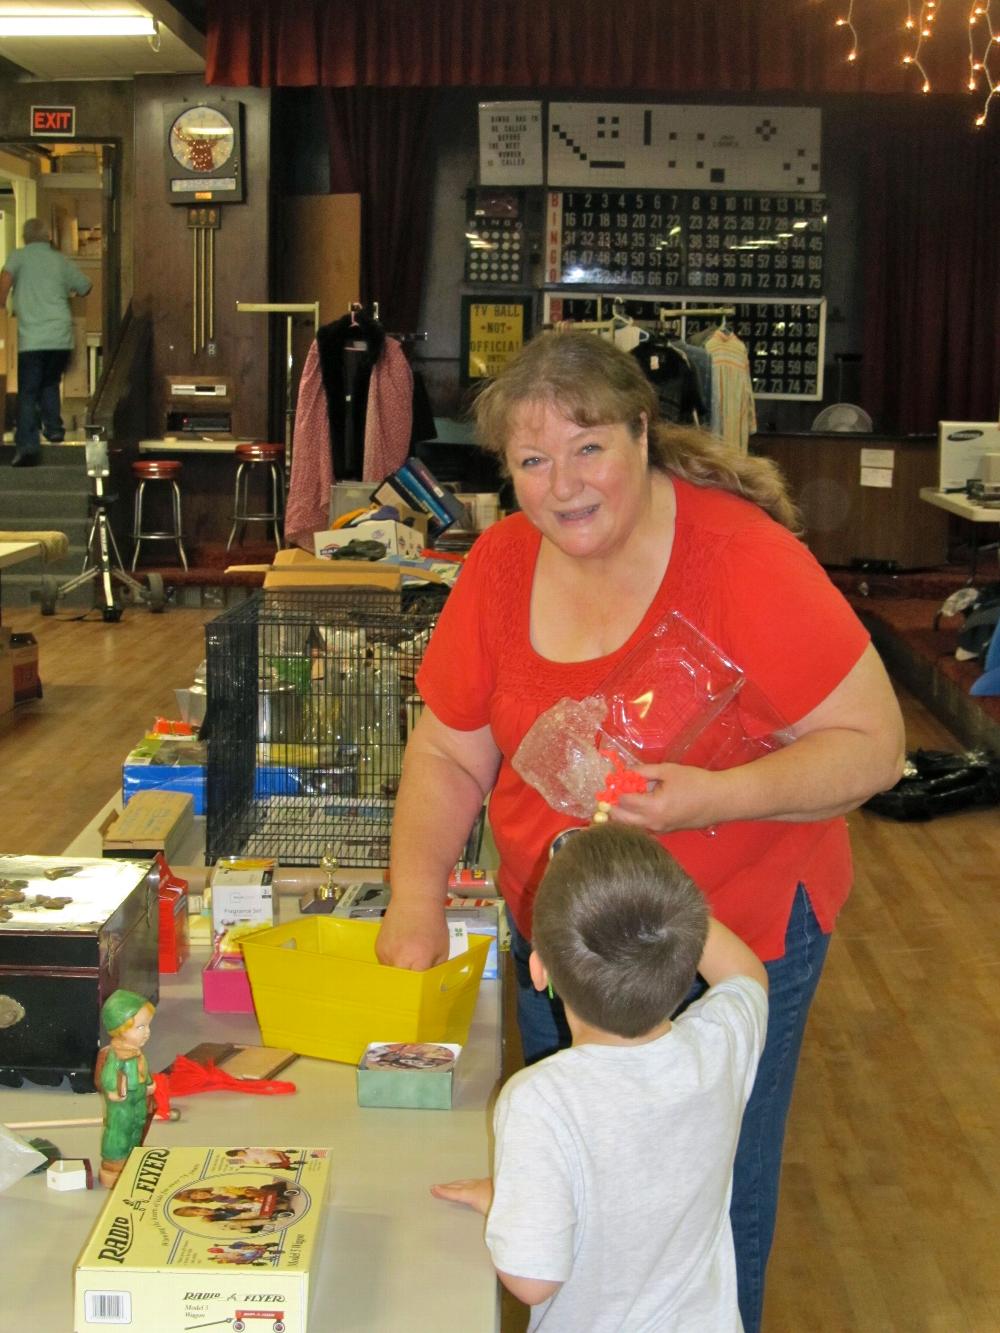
[
  {"left": 131, "top": 479, "right": 188, "bottom": 570},
  {"left": 227, "top": 461, "right": 285, "bottom": 550}
]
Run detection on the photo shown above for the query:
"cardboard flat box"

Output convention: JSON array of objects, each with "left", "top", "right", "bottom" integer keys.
[
  {"left": 101, "top": 790, "right": 194, "bottom": 863},
  {"left": 314, "top": 518, "right": 424, "bottom": 560},
  {"left": 263, "top": 548, "right": 401, "bottom": 595},
  {"left": 74, "top": 1145, "right": 331, "bottom": 1333}
]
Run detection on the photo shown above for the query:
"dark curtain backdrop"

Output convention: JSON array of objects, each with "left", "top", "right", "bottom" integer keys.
[
  {"left": 207, "top": 0, "right": 969, "bottom": 94},
  {"left": 210, "top": 0, "right": 1000, "bottom": 434},
  {"left": 324, "top": 88, "right": 437, "bottom": 335},
  {"left": 861, "top": 106, "right": 1000, "bottom": 433}
]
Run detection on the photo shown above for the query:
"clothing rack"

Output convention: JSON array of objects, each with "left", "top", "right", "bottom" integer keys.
[
  {"left": 552, "top": 318, "right": 616, "bottom": 336},
  {"left": 657, "top": 305, "right": 736, "bottom": 321}
]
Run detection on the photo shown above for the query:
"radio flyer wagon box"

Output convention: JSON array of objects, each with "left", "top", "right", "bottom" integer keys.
[
  {"left": 0, "top": 856, "right": 159, "bottom": 1091},
  {"left": 74, "top": 1144, "right": 331, "bottom": 1333}
]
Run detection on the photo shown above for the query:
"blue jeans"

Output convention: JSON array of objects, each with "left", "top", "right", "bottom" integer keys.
[
  {"left": 16, "top": 349, "right": 70, "bottom": 455},
  {"left": 507, "top": 884, "right": 830, "bottom": 1333}
]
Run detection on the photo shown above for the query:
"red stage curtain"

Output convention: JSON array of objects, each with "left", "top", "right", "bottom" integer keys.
[
  {"left": 207, "top": 0, "right": 967, "bottom": 94},
  {"left": 325, "top": 88, "right": 437, "bottom": 335},
  {"left": 861, "top": 105, "right": 1000, "bottom": 434}
]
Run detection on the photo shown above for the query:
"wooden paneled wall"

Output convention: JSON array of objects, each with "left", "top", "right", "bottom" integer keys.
[{"left": 755, "top": 433, "right": 949, "bottom": 569}]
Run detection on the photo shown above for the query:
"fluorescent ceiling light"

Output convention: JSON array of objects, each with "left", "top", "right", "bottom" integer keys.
[{"left": 0, "top": 13, "right": 155, "bottom": 36}]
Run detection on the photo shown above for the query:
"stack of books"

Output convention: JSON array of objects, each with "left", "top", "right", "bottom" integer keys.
[{"left": 374, "top": 457, "right": 471, "bottom": 540}]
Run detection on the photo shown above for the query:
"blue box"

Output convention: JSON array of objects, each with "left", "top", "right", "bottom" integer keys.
[{"left": 123, "top": 736, "right": 206, "bottom": 815}]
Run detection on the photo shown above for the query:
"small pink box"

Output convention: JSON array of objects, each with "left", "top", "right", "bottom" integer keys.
[{"left": 201, "top": 951, "right": 255, "bottom": 1013}]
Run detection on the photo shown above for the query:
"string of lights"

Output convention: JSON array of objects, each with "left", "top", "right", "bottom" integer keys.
[
  {"left": 834, "top": 0, "right": 859, "bottom": 63},
  {"left": 901, "top": 0, "right": 937, "bottom": 94},
  {"left": 968, "top": 2, "right": 1000, "bottom": 125},
  {"left": 830, "top": 0, "right": 1000, "bottom": 125}
]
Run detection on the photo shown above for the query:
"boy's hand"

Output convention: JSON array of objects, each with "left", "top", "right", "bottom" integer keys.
[{"left": 431, "top": 1177, "right": 494, "bottom": 1216}]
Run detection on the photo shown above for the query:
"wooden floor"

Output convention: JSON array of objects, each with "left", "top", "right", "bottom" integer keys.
[{"left": 2, "top": 605, "right": 999, "bottom": 1331}]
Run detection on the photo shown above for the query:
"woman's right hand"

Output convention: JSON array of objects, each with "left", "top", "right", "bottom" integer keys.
[{"left": 375, "top": 901, "right": 450, "bottom": 970}]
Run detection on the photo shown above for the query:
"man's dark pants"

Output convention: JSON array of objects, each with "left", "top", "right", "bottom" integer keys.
[{"left": 16, "top": 348, "right": 71, "bottom": 456}]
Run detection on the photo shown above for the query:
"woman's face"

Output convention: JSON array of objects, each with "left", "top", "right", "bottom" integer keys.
[{"left": 505, "top": 401, "right": 649, "bottom": 561}]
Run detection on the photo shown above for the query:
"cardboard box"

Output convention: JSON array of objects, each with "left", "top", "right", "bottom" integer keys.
[
  {"left": 210, "top": 857, "right": 277, "bottom": 934},
  {"left": 74, "top": 1145, "right": 331, "bottom": 1333},
  {"left": 356, "top": 1041, "right": 460, "bottom": 1110},
  {"left": 938, "top": 421, "right": 1000, "bottom": 492},
  {"left": 101, "top": 791, "right": 194, "bottom": 863},
  {"left": 314, "top": 518, "right": 424, "bottom": 560},
  {"left": 202, "top": 949, "right": 255, "bottom": 1013},
  {"left": 263, "top": 548, "right": 401, "bottom": 595},
  {"left": 123, "top": 734, "right": 207, "bottom": 814}
]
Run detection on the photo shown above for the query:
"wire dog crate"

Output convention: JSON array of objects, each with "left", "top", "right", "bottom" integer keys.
[{"left": 205, "top": 590, "right": 439, "bottom": 867}]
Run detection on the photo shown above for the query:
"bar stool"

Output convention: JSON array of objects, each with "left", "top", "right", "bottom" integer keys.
[
  {"left": 131, "top": 460, "right": 188, "bottom": 570},
  {"left": 227, "top": 443, "right": 286, "bottom": 549}
]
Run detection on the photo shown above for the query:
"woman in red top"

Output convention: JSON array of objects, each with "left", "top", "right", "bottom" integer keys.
[{"left": 376, "top": 332, "right": 904, "bottom": 1332}]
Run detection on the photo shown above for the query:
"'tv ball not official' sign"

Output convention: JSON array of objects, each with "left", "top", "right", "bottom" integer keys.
[{"left": 31, "top": 105, "right": 76, "bottom": 137}]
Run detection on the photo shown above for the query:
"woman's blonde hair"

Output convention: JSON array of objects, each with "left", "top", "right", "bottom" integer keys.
[{"left": 473, "top": 330, "right": 801, "bottom": 533}]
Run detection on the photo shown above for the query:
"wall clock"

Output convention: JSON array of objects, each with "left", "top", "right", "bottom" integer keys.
[{"left": 164, "top": 101, "right": 245, "bottom": 204}]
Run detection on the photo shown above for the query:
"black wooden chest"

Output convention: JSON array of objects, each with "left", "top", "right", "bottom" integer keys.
[{"left": 0, "top": 856, "right": 159, "bottom": 1092}]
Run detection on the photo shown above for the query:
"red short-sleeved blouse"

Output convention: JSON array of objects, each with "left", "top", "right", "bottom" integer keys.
[{"left": 416, "top": 477, "right": 869, "bottom": 960}]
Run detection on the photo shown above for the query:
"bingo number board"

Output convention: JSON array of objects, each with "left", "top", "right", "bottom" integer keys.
[
  {"left": 546, "top": 190, "right": 826, "bottom": 295},
  {"left": 465, "top": 217, "right": 526, "bottom": 285}
]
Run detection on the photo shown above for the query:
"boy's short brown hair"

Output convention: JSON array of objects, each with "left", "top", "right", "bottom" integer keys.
[{"left": 532, "top": 825, "right": 709, "bottom": 1038}]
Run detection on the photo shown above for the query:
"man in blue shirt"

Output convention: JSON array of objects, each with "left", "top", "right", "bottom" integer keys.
[{"left": 0, "top": 217, "right": 91, "bottom": 467}]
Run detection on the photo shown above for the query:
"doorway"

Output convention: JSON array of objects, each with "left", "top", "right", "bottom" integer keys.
[{"left": 0, "top": 138, "right": 121, "bottom": 442}]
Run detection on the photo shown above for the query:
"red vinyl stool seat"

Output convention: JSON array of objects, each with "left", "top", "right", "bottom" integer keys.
[
  {"left": 227, "top": 443, "right": 286, "bottom": 549},
  {"left": 131, "top": 459, "right": 188, "bottom": 570}
]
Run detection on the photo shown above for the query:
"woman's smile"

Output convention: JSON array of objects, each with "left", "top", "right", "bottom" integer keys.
[{"left": 505, "top": 401, "right": 649, "bottom": 560}]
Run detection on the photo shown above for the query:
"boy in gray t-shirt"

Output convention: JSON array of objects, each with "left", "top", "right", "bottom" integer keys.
[{"left": 433, "top": 825, "right": 768, "bottom": 1332}]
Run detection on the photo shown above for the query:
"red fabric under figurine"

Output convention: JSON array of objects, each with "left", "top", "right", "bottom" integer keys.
[{"left": 152, "top": 1056, "right": 296, "bottom": 1120}]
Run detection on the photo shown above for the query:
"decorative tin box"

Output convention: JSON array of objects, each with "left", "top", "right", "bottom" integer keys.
[
  {"left": 0, "top": 855, "right": 159, "bottom": 1092},
  {"left": 74, "top": 1144, "right": 331, "bottom": 1333},
  {"left": 356, "top": 1041, "right": 461, "bottom": 1110}
]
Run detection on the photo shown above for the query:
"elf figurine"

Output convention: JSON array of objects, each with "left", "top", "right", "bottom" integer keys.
[{"left": 94, "top": 989, "right": 156, "bottom": 1189}]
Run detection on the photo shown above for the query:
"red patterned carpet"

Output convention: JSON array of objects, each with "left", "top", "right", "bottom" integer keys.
[{"left": 829, "top": 570, "right": 1000, "bottom": 742}]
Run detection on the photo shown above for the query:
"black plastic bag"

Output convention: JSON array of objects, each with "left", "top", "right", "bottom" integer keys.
[{"left": 863, "top": 748, "right": 1000, "bottom": 821}]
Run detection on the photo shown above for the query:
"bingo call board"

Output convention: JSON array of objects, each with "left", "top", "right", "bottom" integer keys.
[{"left": 545, "top": 190, "right": 826, "bottom": 295}]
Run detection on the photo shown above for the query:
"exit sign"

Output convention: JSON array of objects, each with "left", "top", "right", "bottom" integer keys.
[{"left": 31, "top": 105, "right": 76, "bottom": 137}]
